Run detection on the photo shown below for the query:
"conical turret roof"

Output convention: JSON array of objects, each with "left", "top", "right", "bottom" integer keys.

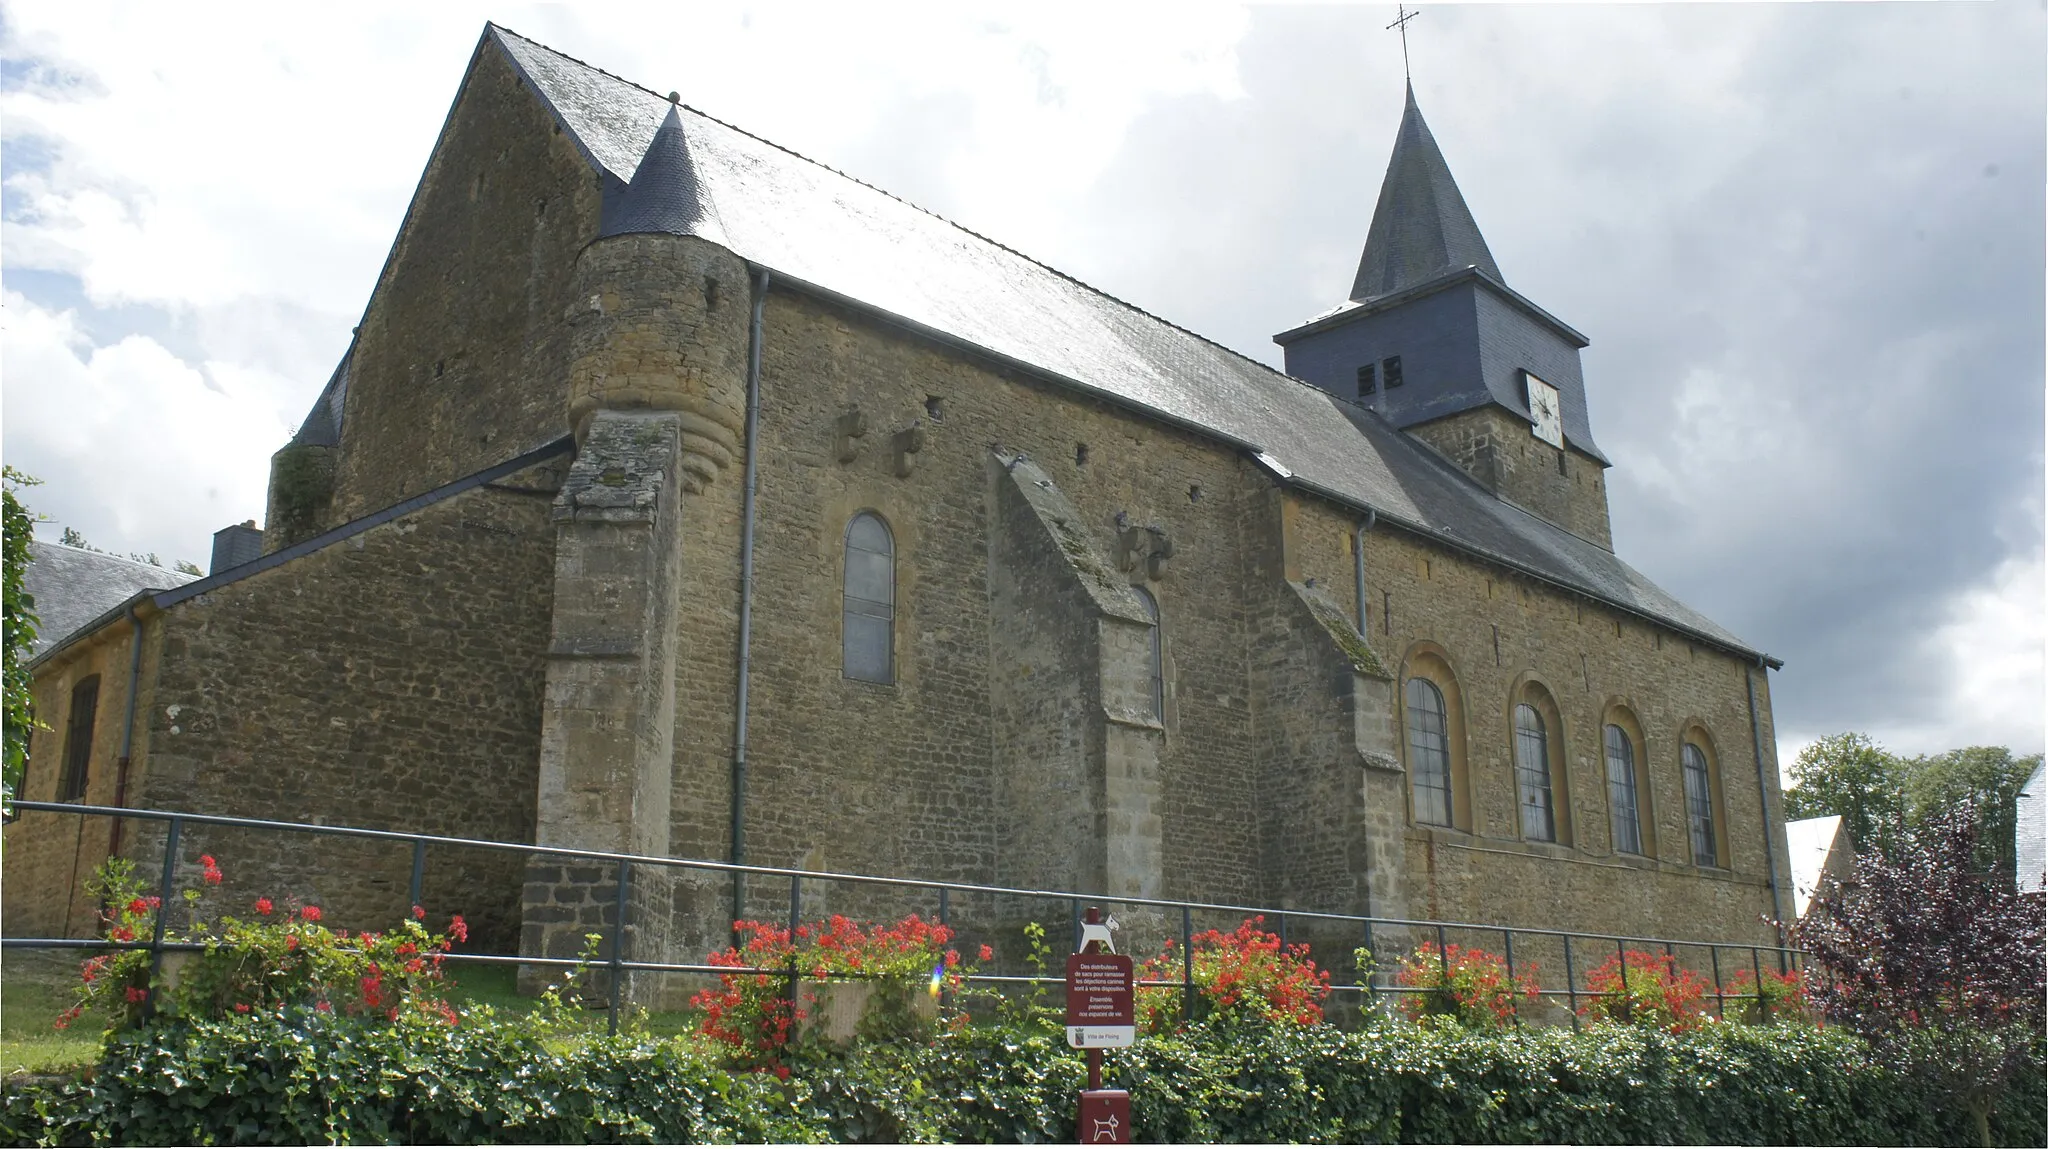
[
  {"left": 1349, "top": 84, "right": 1500, "bottom": 302},
  {"left": 600, "top": 101, "right": 722, "bottom": 241}
]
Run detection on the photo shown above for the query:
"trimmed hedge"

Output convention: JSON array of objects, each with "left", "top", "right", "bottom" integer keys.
[{"left": 4, "top": 1010, "right": 2042, "bottom": 1145}]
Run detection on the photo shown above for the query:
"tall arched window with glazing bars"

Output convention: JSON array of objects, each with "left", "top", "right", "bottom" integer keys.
[
  {"left": 1604, "top": 724, "right": 1643, "bottom": 855},
  {"left": 842, "top": 512, "right": 895, "bottom": 684},
  {"left": 1513, "top": 703, "right": 1556, "bottom": 842},
  {"left": 1406, "top": 677, "right": 1453, "bottom": 827},
  {"left": 1682, "top": 743, "right": 1718, "bottom": 866}
]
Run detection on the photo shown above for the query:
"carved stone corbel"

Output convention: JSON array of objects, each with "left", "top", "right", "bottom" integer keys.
[
  {"left": 834, "top": 409, "right": 867, "bottom": 464},
  {"left": 1114, "top": 520, "right": 1175, "bottom": 580},
  {"left": 892, "top": 423, "right": 926, "bottom": 478}
]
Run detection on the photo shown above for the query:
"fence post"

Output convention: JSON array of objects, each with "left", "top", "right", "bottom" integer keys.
[
  {"left": 786, "top": 875, "right": 803, "bottom": 1035},
  {"left": 1750, "top": 947, "right": 1764, "bottom": 1021},
  {"left": 1616, "top": 939, "right": 1631, "bottom": 1023},
  {"left": 1070, "top": 899, "right": 1082, "bottom": 955},
  {"left": 938, "top": 886, "right": 949, "bottom": 929},
  {"left": 408, "top": 840, "right": 426, "bottom": 910},
  {"left": 1435, "top": 923, "right": 1450, "bottom": 984},
  {"left": 1276, "top": 912, "right": 1288, "bottom": 951},
  {"left": 1710, "top": 945, "right": 1725, "bottom": 1020},
  {"left": 143, "top": 817, "right": 182, "bottom": 1017},
  {"left": 1563, "top": 935, "right": 1578, "bottom": 1032},
  {"left": 608, "top": 859, "right": 631, "bottom": 1037},
  {"left": 1180, "top": 905, "right": 1195, "bottom": 1023},
  {"left": 1502, "top": 929, "right": 1519, "bottom": 1028}
]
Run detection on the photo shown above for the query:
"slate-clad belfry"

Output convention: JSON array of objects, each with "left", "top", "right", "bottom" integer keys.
[{"left": 8, "top": 26, "right": 1793, "bottom": 1000}]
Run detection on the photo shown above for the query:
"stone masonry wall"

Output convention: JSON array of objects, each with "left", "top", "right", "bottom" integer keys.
[
  {"left": 121, "top": 464, "right": 562, "bottom": 951},
  {"left": 327, "top": 47, "right": 597, "bottom": 524},
  {"left": 1407, "top": 406, "right": 1614, "bottom": 551},
  {"left": 4, "top": 622, "right": 157, "bottom": 940},
  {"left": 682, "top": 286, "right": 1274, "bottom": 936},
  {"left": 1281, "top": 489, "right": 1792, "bottom": 951}
]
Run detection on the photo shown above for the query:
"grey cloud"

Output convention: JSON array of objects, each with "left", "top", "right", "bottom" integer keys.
[{"left": 1052, "top": 5, "right": 2043, "bottom": 752}]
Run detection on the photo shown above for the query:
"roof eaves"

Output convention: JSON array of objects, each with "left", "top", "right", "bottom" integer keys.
[
  {"left": 25, "top": 591, "right": 152, "bottom": 673},
  {"left": 1276, "top": 265, "right": 1588, "bottom": 349}
]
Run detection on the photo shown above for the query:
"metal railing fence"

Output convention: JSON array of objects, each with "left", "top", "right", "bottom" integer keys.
[{"left": 3, "top": 801, "right": 1803, "bottom": 1036}]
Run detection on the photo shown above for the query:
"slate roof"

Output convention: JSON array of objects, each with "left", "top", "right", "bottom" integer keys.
[
  {"left": 1350, "top": 83, "right": 1503, "bottom": 303},
  {"left": 23, "top": 541, "right": 199, "bottom": 656},
  {"left": 289, "top": 350, "right": 350, "bottom": 449},
  {"left": 600, "top": 102, "right": 724, "bottom": 242},
  {"left": 482, "top": 25, "right": 1771, "bottom": 663}
]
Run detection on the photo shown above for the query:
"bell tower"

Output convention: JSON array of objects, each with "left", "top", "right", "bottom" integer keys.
[{"left": 1275, "top": 84, "right": 1614, "bottom": 550}]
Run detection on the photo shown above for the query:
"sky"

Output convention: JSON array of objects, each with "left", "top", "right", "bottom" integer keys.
[{"left": 1, "top": 2, "right": 2041, "bottom": 771}]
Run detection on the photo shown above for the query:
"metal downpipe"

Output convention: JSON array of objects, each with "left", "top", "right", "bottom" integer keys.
[
  {"left": 1354, "top": 509, "right": 1377, "bottom": 922},
  {"left": 1745, "top": 660, "right": 1789, "bottom": 963},
  {"left": 107, "top": 605, "right": 145, "bottom": 858},
  {"left": 730, "top": 267, "right": 769, "bottom": 938}
]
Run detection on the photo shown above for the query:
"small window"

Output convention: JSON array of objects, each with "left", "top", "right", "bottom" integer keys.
[
  {"left": 1355, "top": 363, "right": 1377, "bottom": 397},
  {"left": 1605, "top": 724, "right": 1643, "bottom": 855},
  {"left": 1683, "top": 743, "right": 1718, "bottom": 866},
  {"left": 1406, "top": 678, "right": 1453, "bottom": 827},
  {"left": 1382, "top": 356, "right": 1404, "bottom": 388},
  {"left": 842, "top": 513, "right": 895, "bottom": 684},
  {"left": 1131, "top": 586, "right": 1163, "bottom": 721},
  {"left": 1513, "top": 702, "right": 1555, "bottom": 842},
  {"left": 58, "top": 676, "right": 101, "bottom": 802}
]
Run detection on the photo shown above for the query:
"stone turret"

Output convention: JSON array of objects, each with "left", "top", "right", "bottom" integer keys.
[{"left": 564, "top": 102, "right": 749, "bottom": 492}]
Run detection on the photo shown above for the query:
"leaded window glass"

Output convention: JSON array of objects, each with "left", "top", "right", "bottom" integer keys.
[
  {"left": 1406, "top": 678, "right": 1452, "bottom": 827},
  {"left": 1513, "top": 703, "right": 1555, "bottom": 842},
  {"left": 1605, "top": 724, "right": 1643, "bottom": 855},
  {"left": 1132, "top": 586, "right": 1163, "bottom": 721},
  {"left": 1683, "top": 743, "right": 1718, "bottom": 866},
  {"left": 843, "top": 513, "right": 895, "bottom": 683}
]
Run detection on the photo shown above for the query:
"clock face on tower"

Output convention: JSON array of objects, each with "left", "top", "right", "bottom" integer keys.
[{"left": 1525, "top": 373, "right": 1564, "bottom": 449}]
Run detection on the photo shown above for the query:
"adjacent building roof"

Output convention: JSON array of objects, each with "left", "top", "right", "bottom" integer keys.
[
  {"left": 22, "top": 541, "right": 199, "bottom": 656},
  {"left": 1350, "top": 82, "right": 1503, "bottom": 303},
  {"left": 1784, "top": 815, "right": 1849, "bottom": 919},
  {"left": 482, "top": 25, "right": 1771, "bottom": 663}
]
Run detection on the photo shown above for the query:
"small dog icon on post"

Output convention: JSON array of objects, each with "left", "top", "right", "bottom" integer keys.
[{"left": 1079, "top": 1089, "right": 1131, "bottom": 1144}]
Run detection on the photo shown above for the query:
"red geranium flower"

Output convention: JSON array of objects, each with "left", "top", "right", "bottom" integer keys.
[
  {"left": 412, "top": 905, "right": 426, "bottom": 920},
  {"left": 126, "top": 897, "right": 149, "bottom": 916},
  {"left": 125, "top": 986, "right": 148, "bottom": 1003},
  {"left": 254, "top": 897, "right": 274, "bottom": 916},
  {"left": 300, "top": 905, "right": 322, "bottom": 922},
  {"left": 979, "top": 944, "right": 994, "bottom": 962}
]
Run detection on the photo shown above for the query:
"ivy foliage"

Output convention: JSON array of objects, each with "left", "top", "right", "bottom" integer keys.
[
  {"left": 2, "top": 466, "right": 41, "bottom": 806},
  {"left": 6, "top": 1008, "right": 2042, "bottom": 1145}
]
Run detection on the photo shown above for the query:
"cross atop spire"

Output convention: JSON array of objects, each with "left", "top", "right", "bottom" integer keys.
[
  {"left": 1386, "top": 5, "right": 1418, "bottom": 83},
  {"left": 1348, "top": 83, "right": 1501, "bottom": 302}
]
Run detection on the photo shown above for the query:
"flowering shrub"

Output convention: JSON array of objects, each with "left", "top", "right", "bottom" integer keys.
[
  {"left": 1135, "top": 917, "right": 1331, "bottom": 1032},
  {"left": 1579, "top": 949, "right": 1713, "bottom": 1032},
  {"left": 689, "top": 914, "right": 977, "bottom": 1071},
  {"left": 1721, "top": 967, "right": 1813, "bottom": 1026},
  {"left": 1391, "top": 942, "right": 1539, "bottom": 1029},
  {"left": 58, "top": 855, "right": 468, "bottom": 1033}
]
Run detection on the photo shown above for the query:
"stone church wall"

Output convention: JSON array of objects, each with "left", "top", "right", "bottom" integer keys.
[
  {"left": 327, "top": 47, "right": 597, "bottom": 525},
  {"left": 1283, "top": 491, "right": 1791, "bottom": 952},
  {"left": 119, "top": 472, "right": 559, "bottom": 950},
  {"left": 5, "top": 625, "right": 155, "bottom": 940}
]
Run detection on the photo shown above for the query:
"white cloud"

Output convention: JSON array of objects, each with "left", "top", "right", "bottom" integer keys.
[{"left": 0, "top": 291, "right": 288, "bottom": 565}]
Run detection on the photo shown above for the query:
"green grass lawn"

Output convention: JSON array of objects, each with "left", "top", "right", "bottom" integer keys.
[{"left": 2, "top": 974, "right": 97, "bottom": 1076}]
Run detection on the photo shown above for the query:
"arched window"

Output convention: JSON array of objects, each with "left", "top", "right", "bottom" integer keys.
[
  {"left": 1513, "top": 703, "right": 1556, "bottom": 842},
  {"left": 58, "top": 675, "right": 101, "bottom": 802},
  {"left": 842, "top": 513, "right": 895, "bottom": 683},
  {"left": 1131, "top": 586, "right": 1163, "bottom": 721},
  {"left": 1604, "top": 724, "right": 1643, "bottom": 855},
  {"left": 1406, "top": 678, "right": 1453, "bottom": 827},
  {"left": 1682, "top": 742, "right": 1719, "bottom": 866}
]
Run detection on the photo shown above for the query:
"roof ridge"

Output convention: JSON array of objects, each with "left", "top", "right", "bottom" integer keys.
[
  {"left": 487, "top": 23, "right": 1350, "bottom": 409},
  {"left": 35, "top": 538, "right": 197, "bottom": 578}
]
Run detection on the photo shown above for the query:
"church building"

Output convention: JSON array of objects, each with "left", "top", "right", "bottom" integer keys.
[{"left": 9, "top": 26, "right": 1793, "bottom": 974}]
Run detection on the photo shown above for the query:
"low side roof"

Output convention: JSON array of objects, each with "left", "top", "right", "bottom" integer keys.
[
  {"left": 488, "top": 26, "right": 1770, "bottom": 663},
  {"left": 23, "top": 541, "right": 198, "bottom": 656}
]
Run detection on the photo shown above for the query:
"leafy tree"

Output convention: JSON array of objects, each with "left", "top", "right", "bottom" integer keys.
[
  {"left": 1906, "top": 746, "right": 2041, "bottom": 882},
  {"left": 58, "top": 525, "right": 96, "bottom": 551},
  {"left": 173, "top": 559, "right": 203, "bottom": 576},
  {"left": 1794, "top": 805, "right": 2046, "bottom": 1147},
  {"left": 3, "top": 466, "right": 42, "bottom": 805},
  {"left": 1785, "top": 734, "right": 2041, "bottom": 883},
  {"left": 1784, "top": 733, "right": 1908, "bottom": 858}
]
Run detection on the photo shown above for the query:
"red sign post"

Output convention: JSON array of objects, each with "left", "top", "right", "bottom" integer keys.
[{"left": 1066, "top": 907, "right": 1133, "bottom": 1144}]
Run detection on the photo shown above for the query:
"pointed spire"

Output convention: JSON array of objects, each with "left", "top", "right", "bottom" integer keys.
[
  {"left": 1348, "top": 84, "right": 1501, "bottom": 302},
  {"left": 600, "top": 101, "right": 722, "bottom": 241}
]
